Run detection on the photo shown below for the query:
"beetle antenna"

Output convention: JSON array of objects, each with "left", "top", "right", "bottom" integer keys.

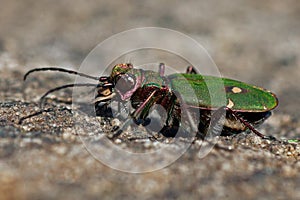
[
  {"left": 24, "top": 67, "right": 99, "bottom": 81},
  {"left": 18, "top": 107, "right": 72, "bottom": 125},
  {"left": 39, "top": 83, "right": 99, "bottom": 108},
  {"left": 19, "top": 83, "right": 102, "bottom": 124},
  {"left": 18, "top": 108, "right": 54, "bottom": 124}
]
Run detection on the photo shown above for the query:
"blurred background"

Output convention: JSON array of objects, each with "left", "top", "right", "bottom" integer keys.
[{"left": 1, "top": 0, "right": 299, "bottom": 116}]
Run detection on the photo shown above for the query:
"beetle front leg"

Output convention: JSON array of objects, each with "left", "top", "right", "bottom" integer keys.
[
  {"left": 131, "top": 90, "right": 158, "bottom": 124},
  {"left": 130, "top": 87, "right": 177, "bottom": 133}
]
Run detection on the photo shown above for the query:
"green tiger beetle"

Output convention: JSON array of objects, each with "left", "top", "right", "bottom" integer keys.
[{"left": 20, "top": 63, "right": 278, "bottom": 139}]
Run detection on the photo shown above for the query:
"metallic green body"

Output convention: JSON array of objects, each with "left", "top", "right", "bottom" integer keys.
[{"left": 168, "top": 73, "right": 278, "bottom": 112}]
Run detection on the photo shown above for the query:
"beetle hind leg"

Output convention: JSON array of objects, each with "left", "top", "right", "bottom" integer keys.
[{"left": 225, "top": 107, "right": 276, "bottom": 140}]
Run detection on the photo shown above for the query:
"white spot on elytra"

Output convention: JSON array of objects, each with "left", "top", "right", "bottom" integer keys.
[
  {"left": 232, "top": 87, "right": 242, "bottom": 93},
  {"left": 227, "top": 98, "right": 234, "bottom": 108}
]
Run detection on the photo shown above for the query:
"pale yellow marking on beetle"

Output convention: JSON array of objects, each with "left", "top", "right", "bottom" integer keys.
[
  {"left": 93, "top": 93, "right": 116, "bottom": 103},
  {"left": 101, "top": 88, "right": 112, "bottom": 96},
  {"left": 232, "top": 87, "right": 242, "bottom": 93},
  {"left": 227, "top": 98, "right": 234, "bottom": 108}
]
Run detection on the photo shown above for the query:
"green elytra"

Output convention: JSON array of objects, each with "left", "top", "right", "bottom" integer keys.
[{"left": 169, "top": 74, "right": 278, "bottom": 112}]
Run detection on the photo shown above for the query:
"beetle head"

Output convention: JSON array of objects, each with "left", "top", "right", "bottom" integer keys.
[
  {"left": 110, "top": 63, "right": 133, "bottom": 79},
  {"left": 110, "top": 63, "right": 143, "bottom": 101}
]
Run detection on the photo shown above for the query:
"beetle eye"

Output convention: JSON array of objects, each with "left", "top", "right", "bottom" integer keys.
[{"left": 115, "top": 73, "right": 136, "bottom": 93}]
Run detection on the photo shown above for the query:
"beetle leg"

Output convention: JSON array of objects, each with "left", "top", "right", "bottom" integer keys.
[
  {"left": 156, "top": 93, "right": 181, "bottom": 137},
  {"left": 225, "top": 106, "right": 277, "bottom": 140},
  {"left": 158, "top": 63, "right": 165, "bottom": 77},
  {"left": 172, "top": 91, "right": 199, "bottom": 136},
  {"left": 131, "top": 87, "right": 173, "bottom": 126},
  {"left": 109, "top": 118, "right": 132, "bottom": 139},
  {"left": 205, "top": 106, "right": 227, "bottom": 138},
  {"left": 183, "top": 105, "right": 200, "bottom": 136},
  {"left": 131, "top": 90, "right": 158, "bottom": 122},
  {"left": 163, "top": 94, "right": 176, "bottom": 127},
  {"left": 186, "top": 66, "right": 198, "bottom": 74}
]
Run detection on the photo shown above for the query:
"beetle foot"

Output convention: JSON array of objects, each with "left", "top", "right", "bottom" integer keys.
[
  {"left": 132, "top": 118, "right": 151, "bottom": 126},
  {"left": 108, "top": 129, "right": 123, "bottom": 139},
  {"left": 262, "top": 135, "right": 277, "bottom": 141}
]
